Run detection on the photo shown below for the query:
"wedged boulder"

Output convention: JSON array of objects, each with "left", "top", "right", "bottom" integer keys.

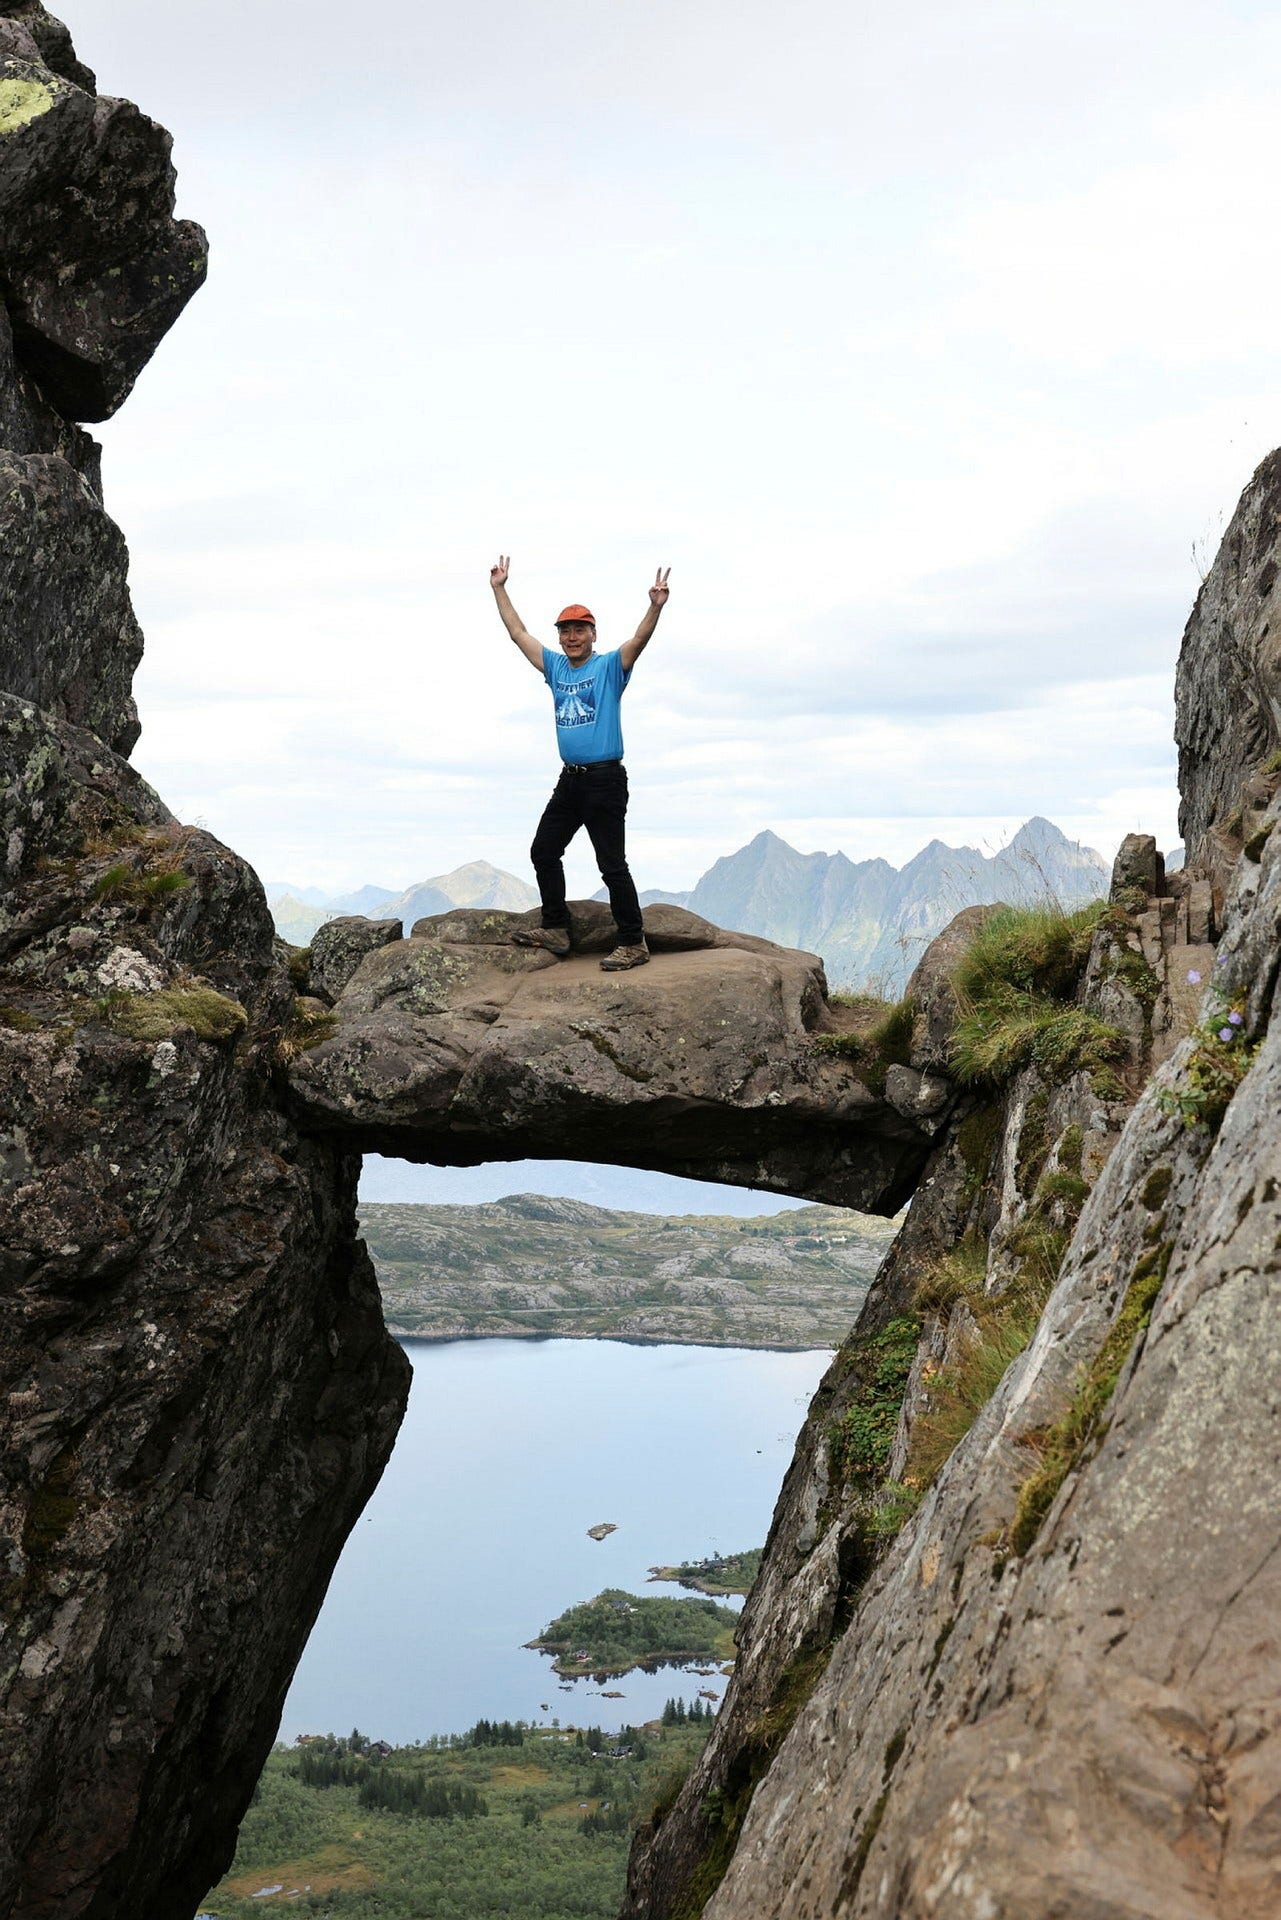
[
  {"left": 0, "top": 5, "right": 207, "bottom": 420},
  {"left": 412, "top": 898, "right": 745, "bottom": 955},
  {"left": 287, "top": 904, "right": 955, "bottom": 1213}
]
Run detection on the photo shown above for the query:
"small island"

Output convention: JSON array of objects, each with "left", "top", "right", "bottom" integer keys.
[
  {"left": 647, "top": 1548, "right": 763, "bottom": 1596},
  {"left": 587, "top": 1522, "right": 617, "bottom": 1542},
  {"left": 527, "top": 1587, "right": 738, "bottom": 1680}
]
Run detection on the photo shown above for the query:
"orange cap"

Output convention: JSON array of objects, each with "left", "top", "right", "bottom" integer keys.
[{"left": 555, "top": 603, "right": 595, "bottom": 627}]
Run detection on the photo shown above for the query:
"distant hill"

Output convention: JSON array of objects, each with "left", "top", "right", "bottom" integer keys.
[
  {"left": 265, "top": 861, "right": 537, "bottom": 946},
  {"left": 269, "top": 817, "right": 1108, "bottom": 993},
  {"left": 361, "top": 1194, "right": 897, "bottom": 1348}
]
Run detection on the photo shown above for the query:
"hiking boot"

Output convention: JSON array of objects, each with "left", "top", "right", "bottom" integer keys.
[
  {"left": 599, "top": 941, "right": 650, "bottom": 971},
  {"left": 511, "top": 925, "right": 571, "bottom": 956}
]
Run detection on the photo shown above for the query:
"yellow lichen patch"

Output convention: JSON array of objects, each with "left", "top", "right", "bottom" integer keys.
[
  {"left": 0, "top": 77, "right": 58, "bottom": 136},
  {"left": 220, "top": 1845, "right": 375, "bottom": 1901}
]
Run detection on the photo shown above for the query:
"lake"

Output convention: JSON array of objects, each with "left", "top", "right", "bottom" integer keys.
[{"left": 280, "top": 1337, "right": 832, "bottom": 1743}]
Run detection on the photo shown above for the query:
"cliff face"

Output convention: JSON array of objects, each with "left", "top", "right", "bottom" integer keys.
[
  {"left": 0, "top": 12, "right": 410, "bottom": 1916},
  {"left": 623, "top": 487, "right": 1281, "bottom": 1915},
  {"left": 1176, "top": 450, "right": 1281, "bottom": 877}
]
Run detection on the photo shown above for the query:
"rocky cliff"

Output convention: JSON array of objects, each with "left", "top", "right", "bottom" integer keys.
[
  {"left": 0, "top": 12, "right": 409, "bottom": 1915},
  {"left": 621, "top": 476, "right": 1281, "bottom": 1916}
]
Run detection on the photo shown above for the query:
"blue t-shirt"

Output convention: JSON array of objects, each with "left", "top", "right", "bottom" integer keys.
[{"left": 541, "top": 646, "right": 632, "bottom": 764}]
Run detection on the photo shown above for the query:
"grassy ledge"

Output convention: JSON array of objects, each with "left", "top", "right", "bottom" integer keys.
[
  {"left": 812, "top": 996, "right": 915, "bottom": 1095},
  {"left": 1008, "top": 1240, "right": 1173, "bottom": 1555},
  {"left": 946, "top": 900, "right": 1125, "bottom": 1090}
]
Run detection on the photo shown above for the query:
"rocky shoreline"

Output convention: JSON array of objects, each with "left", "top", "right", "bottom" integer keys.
[{"left": 364, "top": 1194, "right": 897, "bottom": 1351}]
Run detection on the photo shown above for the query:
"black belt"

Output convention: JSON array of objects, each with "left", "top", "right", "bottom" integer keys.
[{"left": 562, "top": 759, "right": 622, "bottom": 773}]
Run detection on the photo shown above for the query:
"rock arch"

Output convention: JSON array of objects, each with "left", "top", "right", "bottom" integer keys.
[{"left": 285, "top": 900, "right": 958, "bottom": 1215}]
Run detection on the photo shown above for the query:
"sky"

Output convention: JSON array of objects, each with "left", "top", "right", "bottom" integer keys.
[{"left": 63, "top": 0, "right": 1281, "bottom": 899}]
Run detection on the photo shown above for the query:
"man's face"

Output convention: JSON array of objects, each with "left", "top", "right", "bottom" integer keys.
[{"left": 557, "top": 621, "right": 595, "bottom": 664}]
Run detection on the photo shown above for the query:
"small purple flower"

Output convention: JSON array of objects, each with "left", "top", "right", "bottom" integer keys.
[
  {"left": 1216, "top": 955, "right": 1228, "bottom": 966},
  {"left": 1218, "top": 1026, "right": 1235, "bottom": 1043},
  {"left": 1229, "top": 1010, "right": 1244, "bottom": 1026},
  {"left": 1187, "top": 969, "right": 1202, "bottom": 984}
]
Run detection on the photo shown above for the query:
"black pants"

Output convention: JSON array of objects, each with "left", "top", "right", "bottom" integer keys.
[{"left": 531, "top": 761, "right": 643, "bottom": 945}]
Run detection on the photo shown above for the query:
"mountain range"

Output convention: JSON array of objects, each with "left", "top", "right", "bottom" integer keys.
[
  {"left": 265, "top": 861, "right": 537, "bottom": 947},
  {"left": 266, "top": 816, "right": 1109, "bottom": 993}
]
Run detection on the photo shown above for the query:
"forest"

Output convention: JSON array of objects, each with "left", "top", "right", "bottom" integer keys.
[{"left": 200, "top": 1710, "right": 714, "bottom": 1918}]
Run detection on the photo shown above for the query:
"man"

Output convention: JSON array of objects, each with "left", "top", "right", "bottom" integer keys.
[{"left": 490, "top": 556, "right": 670, "bottom": 971}]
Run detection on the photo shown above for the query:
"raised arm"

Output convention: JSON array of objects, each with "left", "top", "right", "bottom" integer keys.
[
  {"left": 619, "top": 567, "right": 671, "bottom": 671},
  {"left": 490, "top": 556, "right": 544, "bottom": 671}
]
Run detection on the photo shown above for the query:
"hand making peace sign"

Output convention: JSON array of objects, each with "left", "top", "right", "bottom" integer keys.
[{"left": 648, "top": 567, "right": 671, "bottom": 609}]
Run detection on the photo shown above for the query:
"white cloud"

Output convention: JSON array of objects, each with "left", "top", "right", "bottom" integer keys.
[{"left": 52, "top": 0, "right": 1273, "bottom": 901}]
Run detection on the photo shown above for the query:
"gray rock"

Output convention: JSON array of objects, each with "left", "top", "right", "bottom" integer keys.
[
  {"left": 0, "top": 701, "right": 409, "bottom": 1916},
  {"left": 625, "top": 457, "right": 1281, "bottom": 1920},
  {"left": 906, "top": 902, "right": 996, "bottom": 1072},
  {"left": 0, "top": 445, "right": 144, "bottom": 752},
  {"left": 288, "top": 910, "right": 954, "bottom": 1213},
  {"left": 0, "top": 9, "right": 207, "bottom": 420},
  {"left": 1176, "top": 449, "right": 1281, "bottom": 867},
  {"left": 309, "top": 914, "right": 402, "bottom": 1003},
  {"left": 882, "top": 1062, "right": 951, "bottom": 1124},
  {"left": 690, "top": 801, "right": 1281, "bottom": 1920},
  {"left": 1110, "top": 829, "right": 1161, "bottom": 898},
  {"left": 0, "top": 4, "right": 204, "bottom": 754}
]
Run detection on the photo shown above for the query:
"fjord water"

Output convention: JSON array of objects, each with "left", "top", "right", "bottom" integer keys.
[{"left": 281, "top": 1338, "right": 831, "bottom": 1743}]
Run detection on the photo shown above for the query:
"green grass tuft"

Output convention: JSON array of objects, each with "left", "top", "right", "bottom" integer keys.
[
  {"left": 814, "top": 996, "right": 916, "bottom": 1096},
  {"left": 951, "top": 988, "right": 1126, "bottom": 1088},
  {"left": 905, "top": 1283, "right": 1045, "bottom": 1491},
  {"left": 102, "top": 985, "right": 247, "bottom": 1044},
  {"left": 951, "top": 900, "right": 1107, "bottom": 1003},
  {"left": 947, "top": 900, "right": 1123, "bottom": 1091},
  {"left": 912, "top": 1235, "right": 988, "bottom": 1315},
  {"left": 92, "top": 863, "right": 132, "bottom": 901},
  {"left": 140, "top": 868, "right": 192, "bottom": 899}
]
